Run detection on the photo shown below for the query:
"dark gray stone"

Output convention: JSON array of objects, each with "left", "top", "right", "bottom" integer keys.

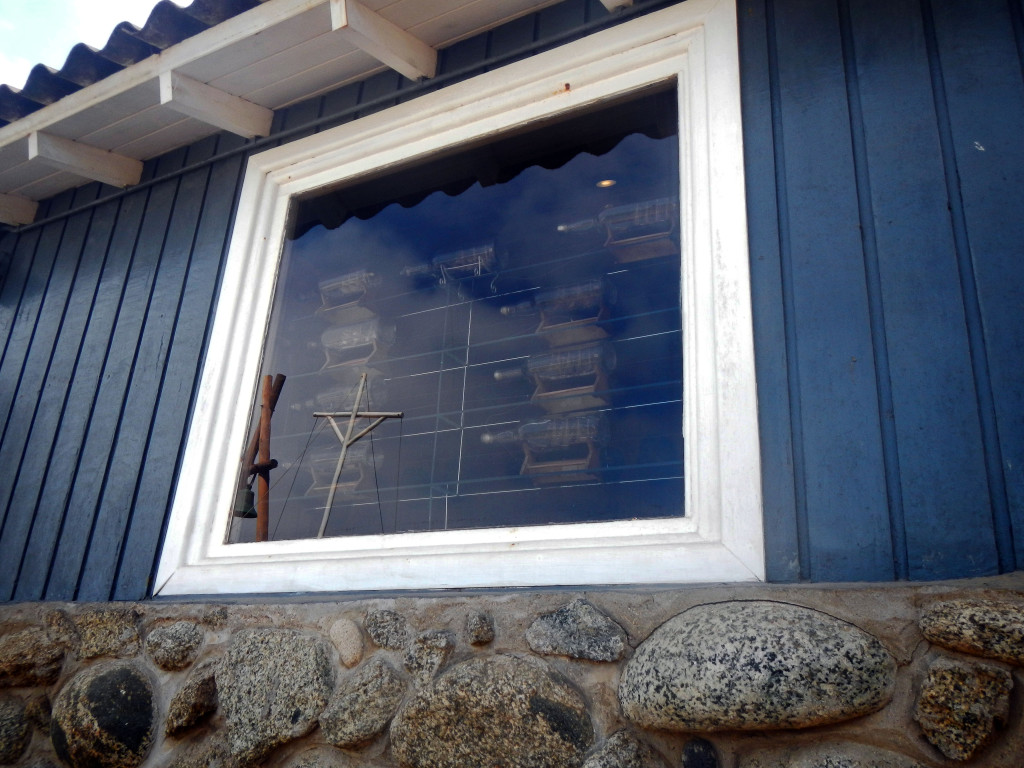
[
  {"left": 582, "top": 730, "right": 668, "bottom": 768},
  {"left": 915, "top": 656, "right": 1011, "bottom": 761},
  {"left": 364, "top": 610, "right": 409, "bottom": 650},
  {"left": 50, "top": 661, "right": 156, "bottom": 768},
  {"left": 619, "top": 601, "right": 896, "bottom": 731},
  {"left": 403, "top": 630, "right": 455, "bottom": 682},
  {"left": 681, "top": 738, "right": 719, "bottom": 768},
  {"left": 0, "top": 696, "right": 29, "bottom": 765},
  {"left": 466, "top": 612, "right": 495, "bottom": 645},
  {"left": 390, "top": 653, "right": 593, "bottom": 768},
  {"left": 145, "top": 622, "right": 204, "bottom": 671},
  {"left": 166, "top": 660, "right": 219, "bottom": 737},
  {"left": 69, "top": 608, "right": 142, "bottom": 660},
  {"left": 739, "top": 742, "right": 928, "bottom": 768},
  {"left": 25, "top": 693, "right": 50, "bottom": 731},
  {"left": 920, "top": 599, "right": 1024, "bottom": 666},
  {"left": 216, "top": 629, "right": 335, "bottom": 766},
  {"left": 0, "top": 628, "right": 64, "bottom": 687},
  {"left": 319, "top": 658, "right": 406, "bottom": 748},
  {"left": 526, "top": 599, "right": 628, "bottom": 662}
]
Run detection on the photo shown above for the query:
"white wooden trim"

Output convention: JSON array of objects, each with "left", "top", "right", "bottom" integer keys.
[
  {"left": 0, "top": 192, "right": 38, "bottom": 225},
  {"left": 160, "top": 71, "right": 274, "bottom": 138},
  {"left": 599, "top": 0, "right": 634, "bottom": 11},
  {"left": 330, "top": 0, "right": 437, "bottom": 81},
  {"left": 155, "top": 0, "right": 763, "bottom": 596},
  {"left": 28, "top": 132, "right": 143, "bottom": 188}
]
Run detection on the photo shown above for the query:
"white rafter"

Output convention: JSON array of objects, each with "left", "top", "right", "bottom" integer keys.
[
  {"left": 29, "top": 132, "right": 143, "bottom": 189},
  {"left": 330, "top": 0, "right": 437, "bottom": 81},
  {"left": 160, "top": 71, "right": 274, "bottom": 138},
  {"left": 0, "top": 192, "right": 38, "bottom": 226}
]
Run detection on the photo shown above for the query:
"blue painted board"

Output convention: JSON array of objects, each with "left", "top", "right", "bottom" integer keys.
[
  {"left": 847, "top": 0, "right": 997, "bottom": 578},
  {"left": 114, "top": 140, "right": 246, "bottom": 600},
  {"left": 771, "top": 0, "right": 893, "bottom": 580},
  {"left": 14, "top": 193, "right": 148, "bottom": 600},
  {"left": 76, "top": 142, "right": 216, "bottom": 601},
  {"left": 929, "top": 0, "right": 1024, "bottom": 570},
  {"left": 44, "top": 150, "right": 189, "bottom": 600},
  {"left": 5, "top": 197, "right": 121, "bottom": 600},
  {"left": 737, "top": 0, "right": 803, "bottom": 581}
]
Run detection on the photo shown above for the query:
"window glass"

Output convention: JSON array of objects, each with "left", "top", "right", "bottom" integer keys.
[{"left": 229, "top": 93, "right": 681, "bottom": 543}]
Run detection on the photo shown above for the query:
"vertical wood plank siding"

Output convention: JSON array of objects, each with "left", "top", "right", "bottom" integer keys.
[{"left": 0, "top": 0, "right": 1020, "bottom": 600}]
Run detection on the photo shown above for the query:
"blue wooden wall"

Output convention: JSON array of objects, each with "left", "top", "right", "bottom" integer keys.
[{"left": 0, "top": 0, "right": 1020, "bottom": 600}]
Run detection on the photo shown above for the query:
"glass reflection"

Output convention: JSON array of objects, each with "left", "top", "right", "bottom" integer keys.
[{"left": 229, "top": 96, "right": 682, "bottom": 543}]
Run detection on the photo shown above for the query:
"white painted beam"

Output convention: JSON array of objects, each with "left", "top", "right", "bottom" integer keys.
[
  {"left": 160, "top": 71, "right": 274, "bottom": 138},
  {"left": 599, "top": 0, "right": 633, "bottom": 10},
  {"left": 0, "top": 192, "right": 38, "bottom": 226},
  {"left": 28, "top": 132, "right": 143, "bottom": 188},
  {"left": 330, "top": 0, "right": 437, "bottom": 81}
]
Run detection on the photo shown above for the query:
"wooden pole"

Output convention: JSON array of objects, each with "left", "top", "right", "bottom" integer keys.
[{"left": 256, "top": 375, "right": 272, "bottom": 542}]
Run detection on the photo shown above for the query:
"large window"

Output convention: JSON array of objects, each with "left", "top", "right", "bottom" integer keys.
[
  {"left": 232, "top": 92, "right": 683, "bottom": 544},
  {"left": 156, "top": 0, "right": 763, "bottom": 595}
]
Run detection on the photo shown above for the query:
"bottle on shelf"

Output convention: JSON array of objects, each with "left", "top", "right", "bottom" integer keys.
[
  {"left": 480, "top": 412, "right": 607, "bottom": 484},
  {"left": 499, "top": 278, "right": 614, "bottom": 345},
  {"left": 492, "top": 343, "right": 615, "bottom": 413},
  {"left": 557, "top": 197, "right": 678, "bottom": 262},
  {"left": 320, "top": 318, "right": 396, "bottom": 372},
  {"left": 316, "top": 269, "right": 380, "bottom": 324},
  {"left": 401, "top": 244, "right": 497, "bottom": 284}
]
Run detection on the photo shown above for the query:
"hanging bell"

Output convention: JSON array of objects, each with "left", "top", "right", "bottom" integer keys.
[{"left": 232, "top": 486, "right": 256, "bottom": 518}]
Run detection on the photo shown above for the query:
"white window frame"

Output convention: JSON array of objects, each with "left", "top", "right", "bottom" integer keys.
[{"left": 154, "top": 0, "right": 763, "bottom": 596}]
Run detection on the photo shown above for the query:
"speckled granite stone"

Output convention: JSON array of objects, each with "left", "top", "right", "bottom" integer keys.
[
  {"left": 216, "top": 629, "right": 335, "bottom": 766},
  {"left": 0, "top": 628, "right": 64, "bottom": 688},
  {"left": 920, "top": 599, "right": 1024, "bottom": 665},
  {"left": 145, "top": 622, "right": 204, "bottom": 671},
  {"left": 403, "top": 630, "right": 455, "bottom": 683},
  {"left": 466, "top": 612, "right": 495, "bottom": 645},
  {"left": 619, "top": 601, "right": 895, "bottom": 731},
  {"left": 582, "top": 730, "right": 668, "bottom": 768},
  {"left": 740, "top": 742, "right": 927, "bottom": 768},
  {"left": 0, "top": 696, "right": 29, "bottom": 764},
  {"left": 390, "top": 654, "right": 593, "bottom": 768},
  {"left": 287, "top": 747, "right": 360, "bottom": 767},
  {"left": 167, "top": 734, "right": 238, "bottom": 768},
  {"left": 166, "top": 659, "right": 219, "bottom": 737},
  {"left": 526, "top": 599, "right": 628, "bottom": 662},
  {"left": 364, "top": 610, "right": 409, "bottom": 651},
  {"left": 70, "top": 608, "right": 142, "bottom": 660},
  {"left": 915, "top": 656, "right": 1011, "bottom": 761},
  {"left": 50, "top": 661, "right": 155, "bottom": 768},
  {"left": 319, "top": 658, "right": 405, "bottom": 748}
]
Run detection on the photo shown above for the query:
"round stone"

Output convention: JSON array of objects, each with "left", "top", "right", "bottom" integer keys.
[
  {"left": 619, "top": 601, "right": 896, "bottom": 731},
  {"left": 920, "top": 599, "right": 1024, "bottom": 665},
  {"left": 0, "top": 696, "right": 30, "bottom": 764},
  {"left": 216, "top": 629, "right": 335, "bottom": 766},
  {"left": 145, "top": 622, "right": 204, "bottom": 671},
  {"left": 390, "top": 654, "right": 593, "bottom": 768},
  {"left": 50, "top": 662, "right": 155, "bottom": 768},
  {"left": 328, "top": 619, "right": 364, "bottom": 669}
]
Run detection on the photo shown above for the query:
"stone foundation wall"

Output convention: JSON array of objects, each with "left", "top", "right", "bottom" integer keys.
[{"left": 1, "top": 576, "right": 1023, "bottom": 768}]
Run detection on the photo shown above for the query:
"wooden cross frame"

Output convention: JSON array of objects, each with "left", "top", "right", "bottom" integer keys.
[{"left": 314, "top": 372, "right": 403, "bottom": 538}]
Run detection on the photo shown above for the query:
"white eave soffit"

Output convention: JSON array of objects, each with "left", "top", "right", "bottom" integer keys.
[{"left": 0, "top": 0, "right": 563, "bottom": 225}]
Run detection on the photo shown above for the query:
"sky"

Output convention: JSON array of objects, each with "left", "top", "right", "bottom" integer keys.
[{"left": 0, "top": 0, "right": 176, "bottom": 89}]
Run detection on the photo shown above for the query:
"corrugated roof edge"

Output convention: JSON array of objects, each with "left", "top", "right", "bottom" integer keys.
[{"left": 0, "top": 0, "right": 261, "bottom": 128}]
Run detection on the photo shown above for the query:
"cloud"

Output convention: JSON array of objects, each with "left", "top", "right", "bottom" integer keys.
[{"left": 0, "top": 50, "right": 34, "bottom": 89}]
